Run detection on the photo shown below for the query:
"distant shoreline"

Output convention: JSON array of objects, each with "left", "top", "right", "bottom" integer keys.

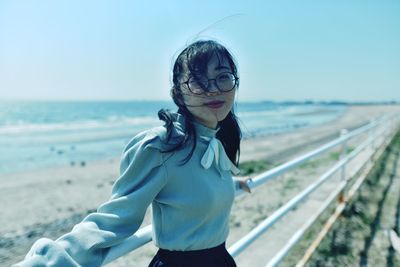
[{"left": 1, "top": 98, "right": 399, "bottom": 105}]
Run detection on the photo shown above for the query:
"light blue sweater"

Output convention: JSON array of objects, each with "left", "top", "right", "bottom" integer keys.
[{"left": 15, "top": 113, "right": 240, "bottom": 267}]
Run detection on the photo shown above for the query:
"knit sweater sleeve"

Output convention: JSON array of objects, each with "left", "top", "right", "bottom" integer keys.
[{"left": 14, "top": 131, "right": 167, "bottom": 267}]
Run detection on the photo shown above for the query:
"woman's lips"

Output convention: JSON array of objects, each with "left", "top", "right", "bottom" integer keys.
[{"left": 204, "top": 100, "right": 225, "bottom": 109}]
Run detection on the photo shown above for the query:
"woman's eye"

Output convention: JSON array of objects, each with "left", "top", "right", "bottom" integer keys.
[
  {"left": 218, "top": 73, "right": 231, "bottom": 80},
  {"left": 189, "top": 78, "right": 207, "bottom": 89}
]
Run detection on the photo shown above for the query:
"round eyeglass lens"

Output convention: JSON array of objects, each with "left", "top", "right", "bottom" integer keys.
[{"left": 216, "top": 73, "right": 236, "bottom": 92}]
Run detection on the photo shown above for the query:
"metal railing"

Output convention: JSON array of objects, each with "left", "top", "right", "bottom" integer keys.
[
  {"left": 103, "top": 112, "right": 399, "bottom": 266},
  {"left": 264, "top": 118, "right": 392, "bottom": 266}
]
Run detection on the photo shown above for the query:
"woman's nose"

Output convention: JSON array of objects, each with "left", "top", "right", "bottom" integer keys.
[{"left": 205, "top": 80, "right": 220, "bottom": 95}]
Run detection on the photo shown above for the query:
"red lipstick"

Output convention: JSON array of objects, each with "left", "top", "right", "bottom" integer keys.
[{"left": 205, "top": 100, "right": 225, "bottom": 109}]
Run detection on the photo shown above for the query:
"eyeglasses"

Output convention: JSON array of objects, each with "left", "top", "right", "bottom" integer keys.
[{"left": 182, "top": 72, "right": 239, "bottom": 95}]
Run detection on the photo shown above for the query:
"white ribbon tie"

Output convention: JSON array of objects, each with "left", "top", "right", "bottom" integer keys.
[{"left": 200, "top": 136, "right": 240, "bottom": 176}]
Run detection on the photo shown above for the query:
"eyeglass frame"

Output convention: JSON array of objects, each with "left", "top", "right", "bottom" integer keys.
[{"left": 180, "top": 72, "right": 239, "bottom": 95}]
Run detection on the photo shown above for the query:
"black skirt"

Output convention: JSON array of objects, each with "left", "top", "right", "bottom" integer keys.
[{"left": 148, "top": 243, "right": 237, "bottom": 267}]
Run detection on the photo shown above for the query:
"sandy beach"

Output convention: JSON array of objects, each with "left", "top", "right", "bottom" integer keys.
[{"left": 2, "top": 104, "right": 400, "bottom": 266}]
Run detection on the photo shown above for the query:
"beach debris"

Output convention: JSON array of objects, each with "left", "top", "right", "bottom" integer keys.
[
  {"left": 80, "top": 161, "right": 86, "bottom": 167},
  {"left": 26, "top": 229, "right": 39, "bottom": 239},
  {"left": 234, "top": 222, "right": 241, "bottom": 228},
  {"left": 57, "top": 149, "right": 64, "bottom": 155},
  {"left": 65, "top": 179, "right": 72, "bottom": 185}
]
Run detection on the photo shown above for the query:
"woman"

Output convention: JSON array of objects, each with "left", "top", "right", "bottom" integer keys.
[{"left": 15, "top": 39, "right": 250, "bottom": 267}]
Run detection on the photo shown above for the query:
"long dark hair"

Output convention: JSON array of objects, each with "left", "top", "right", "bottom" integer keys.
[{"left": 158, "top": 40, "right": 242, "bottom": 165}]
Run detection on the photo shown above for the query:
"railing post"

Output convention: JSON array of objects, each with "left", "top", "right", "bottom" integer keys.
[
  {"left": 387, "top": 115, "right": 394, "bottom": 144},
  {"left": 339, "top": 129, "right": 348, "bottom": 182},
  {"left": 388, "top": 114, "right": 398, "bottom": 145},
  {"left": 368, "top": 120, "right": 376, "bottom": 162}
]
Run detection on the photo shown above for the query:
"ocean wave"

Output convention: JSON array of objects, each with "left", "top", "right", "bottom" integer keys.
[{"left": 0, "top": 116, "right": 160, "bottom": 135}]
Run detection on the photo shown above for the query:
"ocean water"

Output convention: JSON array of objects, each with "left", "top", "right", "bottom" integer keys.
[{"left": 0, "top": 101, "right": 346, "bottom": 175}]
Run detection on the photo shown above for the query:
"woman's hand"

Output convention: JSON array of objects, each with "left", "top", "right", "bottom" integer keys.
[{"left": 238, "top": 176, "right": 252, "bottom": 193}]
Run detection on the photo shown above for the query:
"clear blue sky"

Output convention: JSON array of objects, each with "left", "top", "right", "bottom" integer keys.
[{"left": 1, "top": 0, "right": 399, "bottom": 102}]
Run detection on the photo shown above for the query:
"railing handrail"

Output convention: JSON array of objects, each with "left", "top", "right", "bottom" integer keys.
[
  {"left": 265, "top": 180, "right": 348, "bottom": 267},
  {"left": 264, "top": 115, "right": 398, "bottom": 267},
  {"left": 228, "top": 121, "right": 387, "bottom": 257},
  {"left": 239, "top": 116, "right": 383, "bottom": 195},
  {"left": 103, "top": 113, "right": 396, "bottom": 265}
]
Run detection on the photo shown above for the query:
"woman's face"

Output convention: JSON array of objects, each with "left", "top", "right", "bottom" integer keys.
[{"left": 179, "top": 55, "right": 237, "bottom": 129}]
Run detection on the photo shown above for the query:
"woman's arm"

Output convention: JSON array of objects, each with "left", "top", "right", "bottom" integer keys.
[{"left": 14, "top": 133, "right": 167, "bottom": 267}]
